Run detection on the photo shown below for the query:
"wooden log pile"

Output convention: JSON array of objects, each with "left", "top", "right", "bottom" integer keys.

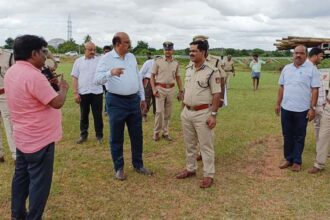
[{"left": 274, "top": 36, "right": 330, "bottom": 50}]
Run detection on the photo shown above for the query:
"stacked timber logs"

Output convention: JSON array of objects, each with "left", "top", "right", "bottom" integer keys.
[{"left": 274, "top": 36, "right": 330, "bottom": 50}]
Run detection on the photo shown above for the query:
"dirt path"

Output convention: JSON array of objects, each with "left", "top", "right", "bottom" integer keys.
[{"left": 243, "top": 135, "right": 286, "bottom": 181}]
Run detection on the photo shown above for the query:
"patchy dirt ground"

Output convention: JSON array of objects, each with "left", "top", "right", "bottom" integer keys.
[{"left": 243, "top": 135, "right": 286, "bottom": 181}]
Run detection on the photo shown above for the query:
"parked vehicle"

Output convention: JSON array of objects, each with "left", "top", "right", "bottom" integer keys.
[
  {"left": 65, "top": 51, "right": 78, "bottom": 56},
  {"left": 320, "top": 43, "right": 330, "bottom": 58},
  {"left": 54, "top": 55, "right": 61, "bottom": 63}
]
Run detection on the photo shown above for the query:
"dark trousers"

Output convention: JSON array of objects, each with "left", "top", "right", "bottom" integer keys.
[
  {"left": 102, "top": 85, "right": 107, "bottom": 113},
  {"left": 79, "top": 93, "right": 104, "bottom": 139},
  {"left": 143, "top": 80, "right": 156, "bottom": 116},
  {"left": 11, "top": 143, "right": 55, "bottom": 220},
  {"left": 106, "top": 93, "right": 144, "bottom": 171},
  {"left": 281, "top": 108, "right": 308, "bottom": 164}
]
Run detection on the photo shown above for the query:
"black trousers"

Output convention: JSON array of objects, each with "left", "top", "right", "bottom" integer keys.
[
  {"left": 143, "top": 79, "right": 156, "bottom": 116},
  {"left": 79, "top": 93, "right": 103, "bottom": 139}
]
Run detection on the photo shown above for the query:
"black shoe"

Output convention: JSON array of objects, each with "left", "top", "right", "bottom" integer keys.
[
  {"left": 114, "top": 169, "right": 126, "bottom": 181},
  {"left": 134, "top": 167, "right": 153, "bottom": 176},
  {"left": 0, "top": 156, "right": 4, "bottom": 163},
  {"left": 76, "top": 137, "right": 87, "bottom": 144},
  {"left": 97, "top": 137, "right": 103, "bottom": 144}
]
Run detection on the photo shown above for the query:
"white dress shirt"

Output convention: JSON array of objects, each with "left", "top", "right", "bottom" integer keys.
[{"left": 71, "top": 56, "right": 103, "bottom": 95}]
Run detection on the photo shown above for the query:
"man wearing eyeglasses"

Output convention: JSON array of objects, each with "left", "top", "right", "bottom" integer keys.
[
  {"left": 5, "top": 35, "right": 69, "bottom": 220},
  {"left": 95, "top": 32, "right": 153, "bottom": 181},
  {"left": 71, "top": 41, "right": 104, "bottom": 144}
]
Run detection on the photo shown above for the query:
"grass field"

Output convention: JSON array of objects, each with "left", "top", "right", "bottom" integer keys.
[{"left": 0, "top": 58, "right": 330, "bottom": 219}]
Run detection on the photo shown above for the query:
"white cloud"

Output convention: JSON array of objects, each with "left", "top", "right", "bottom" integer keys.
[{"left": 1, "top": 0, "right": 330, "bottom": 50}]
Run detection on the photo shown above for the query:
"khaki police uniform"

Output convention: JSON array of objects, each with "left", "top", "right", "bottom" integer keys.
[
  {"left": 181, "top": 62, "right": 221, "bottom": 178},
  {"left": 0, "top": 49, "right": 16, "bottom": 160},
  {"left": 152, "top": 56, "right": 180, "bottom": 136},
  {"left": 223, "top": 58, "right": 235, "bottom": 87},
  {"left": 314, "top": 94, "right": 330, "bottom": 169}
]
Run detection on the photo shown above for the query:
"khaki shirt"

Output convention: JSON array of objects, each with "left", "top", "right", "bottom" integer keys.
[
  {"left": 223, "top": 59, "right": 234, "bottom": 72},
  {"left": 183, "top": 62, "right": 221, "bottom": 106},
  {"left": 206, "top": 55, "right": 227, "bottom": 78},
  {"left": 0, "top": 50, "right": 14, "bottom": 89},
  {"left": 188, "top": 55, "right": 226, "bottom": 78},
  {"left": 152, "top": 57, "right": 180, "bottom": 84}
]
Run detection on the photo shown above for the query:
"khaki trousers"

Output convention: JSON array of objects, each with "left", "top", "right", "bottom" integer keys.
[
  {"left": 181, "top": 107, "right": 215, "bottom": 178},
  {"left": 314, "top": 103, "right": 330, "bottom": 169},
  {"left": 225, "top": 71, "right": 234, "bottom": 89},
  {"left": 314, "top": 105, "right": 324, "bottom": 142},
  {"left": 0, "top": 96, "right": 16, "bottom": 160},
  {"left": 154, "top": 87, "right": 175, "bottom": 136}
]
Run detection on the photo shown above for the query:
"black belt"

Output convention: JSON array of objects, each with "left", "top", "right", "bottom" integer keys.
[{"left": 109, "top": 93, "right": 137, "bottom": 99}]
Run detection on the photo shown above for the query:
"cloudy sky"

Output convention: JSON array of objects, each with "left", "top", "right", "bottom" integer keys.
[{"left": 1, "top": 0, "right": 330, "bottom": 50}]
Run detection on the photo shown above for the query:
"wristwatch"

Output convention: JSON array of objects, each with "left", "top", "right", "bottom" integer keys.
[
  {"left": 211, "top": 112, "right": 218, "bottom": 116},
  {"left": 310, "top": 106, "right": 316, "bottom": 111}
]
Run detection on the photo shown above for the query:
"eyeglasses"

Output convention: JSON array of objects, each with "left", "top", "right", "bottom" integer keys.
[{"left": 41, "top": 49, "right": 49, "bottom": 56}]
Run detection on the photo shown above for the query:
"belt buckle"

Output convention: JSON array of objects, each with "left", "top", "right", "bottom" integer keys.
[{"left": 166, "top": 84, "right": 170, "bottom": 88}]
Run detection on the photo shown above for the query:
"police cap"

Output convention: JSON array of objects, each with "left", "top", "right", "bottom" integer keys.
[
  {"left": 192, "top": 35, "right": 209, "bottom": 41},
  {"left": 163, "top": 41, "right": 174, "bottom": 50}
]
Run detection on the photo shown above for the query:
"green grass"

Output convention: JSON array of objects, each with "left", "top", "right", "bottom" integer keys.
[{"left": 0, "top": 59, "right": 330, "bottom": 219}]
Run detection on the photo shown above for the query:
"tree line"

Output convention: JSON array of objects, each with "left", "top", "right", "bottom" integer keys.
[{"left": 2, "top": 37, "right": 291, "bottom": 57}]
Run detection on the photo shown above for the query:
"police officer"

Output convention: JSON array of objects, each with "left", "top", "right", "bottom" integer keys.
[
  {"left": 223, "top": 55, "right": 235, "bottom": 89},
  {"left": 150, "top": 41, "right": 183, "bottom": 141},
  {"left": 0, "top": 49, "right": 16, "bottom": 163},
  {"left": 176, "top": 40, "right": 221, "bottom": 188},
  {"left": 192, "top": 35, "right": 226, "bottom": 106},
  {"left": 192, "top": 35, "right": 226, "bottom": 161}
]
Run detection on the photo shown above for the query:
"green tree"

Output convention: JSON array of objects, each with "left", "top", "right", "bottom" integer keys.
[
  {"left": 133, "top": 41, "right": 149, "bottom": 54},
  {"left": 240, "top": 49, "right": 250, "bottom": 56},
  {"left": 251, "top": 48, "right": 265, "bottom": 56},
  {"left": 57, "top": 40, "right": 79, "bottom": 54},
  {"left": 96, "top": 46, "right": 103, "bottom": 54},
  {"left": 225, "top": 48, "right": 236, "bottom": 56},
  {"left": 184, "top": 48, "right": 190, "bottom": 55},
  {"left": 84, "top": 34, "right": 92, "bottom": 43},
  {"left": 48, "top": 45, "right": 57, "bottom": 54},
  {"left": 4, "top": 37, "right": 14, "bottom": 49}
]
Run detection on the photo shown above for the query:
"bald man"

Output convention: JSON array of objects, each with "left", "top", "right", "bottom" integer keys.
[
  {"left": 71, "top": 41, "right": 104, "bottom": 144},
  {"left": 95, "top": 32, "right": 153, "bottom": 180}
]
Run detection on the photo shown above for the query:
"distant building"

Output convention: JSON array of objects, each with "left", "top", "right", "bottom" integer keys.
[{"left": 48, "top": 38, "right": 65, "bottom": 49}]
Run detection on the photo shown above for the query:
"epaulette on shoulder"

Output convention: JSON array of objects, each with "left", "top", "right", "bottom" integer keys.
[
  {"left": 186, "top": 63, "right": 193, "bottom": 69},
  {"left": 204, "top": 62, "right": 217, "bottom": 72},
  {"left": 209, "top": 55, "right": 218, "bottom": 60}
]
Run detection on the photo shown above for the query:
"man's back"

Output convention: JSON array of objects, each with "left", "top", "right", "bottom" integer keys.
[{"left": 4, "top": 61, "right": 61, "bottom": 153}]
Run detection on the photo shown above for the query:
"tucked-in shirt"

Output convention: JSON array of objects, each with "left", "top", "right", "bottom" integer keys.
[
  {"left": 94, "top": 50, "right": 145, "bottom": 100},
  {"left": 139, "top": 59, "right": 154, "bottom": 79},
  {"left": 71, "top": 56, "right": 103, "bottom": 95},
  {"left": 152, "top": 57, "right": 180, "bottom": 84},
  {"left": 279, "top": 60, "right": 321, "bottom": 112},
  {"left": 250, "top": 59, "right": 266, "bottom": 72},
  {"left": 4, "top": 61, "right": 62, "bottom": 153},
  {"left": 183, "top": 62, "right": 221, "bottom": 106},
  {"left": 223, "top": 59, "right": 234, "bottom": 72}
]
